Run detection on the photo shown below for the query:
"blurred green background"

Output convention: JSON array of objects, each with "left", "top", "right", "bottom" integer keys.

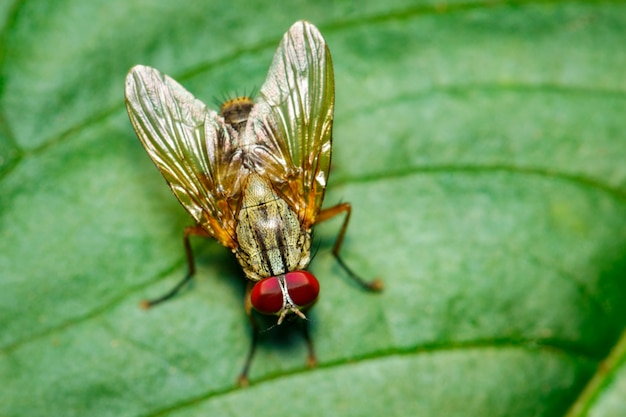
[{"left": 1, "top": 1, "right": 626, "bottom": 416}]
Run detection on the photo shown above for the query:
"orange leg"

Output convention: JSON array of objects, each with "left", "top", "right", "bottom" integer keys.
[
  {"left": 316, "top": 203, "right": 383, "bottom": 291},
  {"left": 140, "top": 225, "right": 210, "bottom": 308}
]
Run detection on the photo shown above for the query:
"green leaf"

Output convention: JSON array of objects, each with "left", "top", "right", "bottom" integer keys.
[{"left": 2, "top": 1, "right": 626, "bottom": 416}]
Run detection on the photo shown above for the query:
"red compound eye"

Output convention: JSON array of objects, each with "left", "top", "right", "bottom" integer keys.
[
  {"left": 250, "top": 271, "right": 320, "bottom": 316},
  {"left": 250, "top": 277, "right": 283, "bottom": 315},
  {"left": 284, "top": 270, "right": 319, "bottom": 307}
]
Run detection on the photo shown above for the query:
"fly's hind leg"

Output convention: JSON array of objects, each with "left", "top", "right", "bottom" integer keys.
[
  {"left": 316, "top": 203, "right": 383, "bottom": 291},
  {"left": 140, "top": 225, "right": 210, "bottom": 309}
]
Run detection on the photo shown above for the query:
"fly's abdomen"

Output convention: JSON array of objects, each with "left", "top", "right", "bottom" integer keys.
[{"left": 236, "top": 174, "right": 311, "bottom": 280}]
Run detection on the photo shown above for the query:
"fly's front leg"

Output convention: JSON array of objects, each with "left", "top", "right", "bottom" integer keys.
[
  {"left": 316, "top": 203, "right": 383, "bottom": 291},
  {"left": 301, "top": 320, "right": 317, "bottom": 368},
  {"left": 238, "top": 282, "right": 259, "bottom": 387},
  {"left": 140, "top": 225, "right": 210, "bottom": 308}
]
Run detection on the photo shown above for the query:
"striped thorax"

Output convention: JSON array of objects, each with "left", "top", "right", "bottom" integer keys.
[{"left": 235, "top": 174, "right": 312, "bottom": 281}]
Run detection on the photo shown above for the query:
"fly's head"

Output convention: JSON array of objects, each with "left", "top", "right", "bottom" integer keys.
[{"left": 250, "top": 270, "right": 320, "bottom": 324}]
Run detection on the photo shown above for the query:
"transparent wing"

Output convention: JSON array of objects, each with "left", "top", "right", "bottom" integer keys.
[
  {"left": 245, "top": 20, "right": 334, "bottom": 228},
  {"left": 125, "top": 65, "right": 247, "bottom": 248}
]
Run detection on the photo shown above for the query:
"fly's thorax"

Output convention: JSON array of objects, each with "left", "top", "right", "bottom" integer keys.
[{"left": 235, "top": 174, "right": 311, "bottom": 281}]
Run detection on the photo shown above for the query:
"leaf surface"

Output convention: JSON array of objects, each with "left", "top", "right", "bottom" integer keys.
[{"left": 1, "top": 1, "right": 626, "bottom": 416}]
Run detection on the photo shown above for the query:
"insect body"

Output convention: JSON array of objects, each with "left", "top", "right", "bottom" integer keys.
[
  {"left": 235, "top": 173, "right": 316, "bottom": 322},
  {"left": 124, "top": 20, "right": 381, "bottom": 384}
]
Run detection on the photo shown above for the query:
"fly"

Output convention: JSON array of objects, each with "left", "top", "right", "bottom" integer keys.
[{"left": 124, "top": 20, "right": 382, "bottom": 385}]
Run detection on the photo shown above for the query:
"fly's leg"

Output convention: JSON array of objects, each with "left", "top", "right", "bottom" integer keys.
[
  {"left": 238, "top": 282, "right": 259, "bottom": 387},
  {"left": 302, "top": 320, "right": 317, "bottom": 368},
  {"left": 140, "top": 225, "right": 210, "bottom": 309},
  {"left": 316, "top": 203, "right": 383, "bottom": 291}
]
